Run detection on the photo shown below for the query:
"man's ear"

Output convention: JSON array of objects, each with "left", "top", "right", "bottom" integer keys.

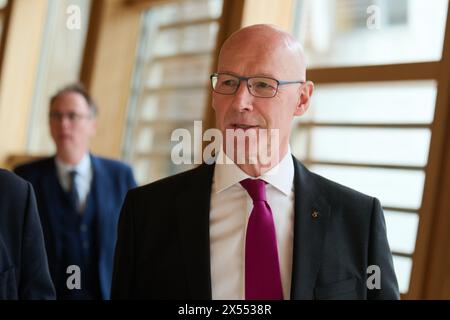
[{"left": 294, "top": 81, "right": 314, "bottom": 116}]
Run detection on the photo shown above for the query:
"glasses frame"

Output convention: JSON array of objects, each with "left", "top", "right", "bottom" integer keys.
[
  {"left": 49, "top": 111, "right": 93, "bottom": 123},
  {"left": 210, "top": 72, "right": 305, "bottom": 98}
]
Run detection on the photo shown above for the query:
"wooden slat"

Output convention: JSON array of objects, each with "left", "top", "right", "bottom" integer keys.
[
  {"left": 308, "top": 62, "right": 440, "bottom": 84},
  {"left": 159, "top": 17, "right": 219, "bottom": 31},
  {"left": 409, "top": 3, "right": 450, "bottom": 300},
  {"left": 151, "top": 50, "right": 212, "bottom": 63},
  {"left": 392, "top": 251, "right": 414, "bottom": 259},
  {"left": 144, "top": 84, "right": 208, "bottom": 93},
  {"left": 306, "top": 160, "right": 425, "bottom": 171},
  {"left": 383, "top": 206, "right": 419, "bottom": 214},
  {"left": 124, "top": 0, "right": 181, "bottom": 12},
  {"left": 297, "top": 122, "right": 431, "bottom": 129}
]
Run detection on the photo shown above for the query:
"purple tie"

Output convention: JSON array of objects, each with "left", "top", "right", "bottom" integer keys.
[{"left": 240, "top": 178, "right": 283, "bottom": 300}]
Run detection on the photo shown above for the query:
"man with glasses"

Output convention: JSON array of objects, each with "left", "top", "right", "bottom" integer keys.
[
  {"left": 112, "top": 24, "right": 399, "bottom": 300},
  {"left": 15, "top": 84, "right": 137, "bottom": 300}
]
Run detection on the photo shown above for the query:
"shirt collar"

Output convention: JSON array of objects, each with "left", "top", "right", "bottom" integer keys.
[
  {"left": 213, "top": 146, "right": 294, "bottom": 196},
  {"left": 55, "top": 153, "right": 91, "bottom": 178}
]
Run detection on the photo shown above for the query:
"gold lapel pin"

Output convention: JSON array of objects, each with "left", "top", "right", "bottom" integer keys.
[{"left": 312, "top": 210, "right": 319, "bottom": 219}]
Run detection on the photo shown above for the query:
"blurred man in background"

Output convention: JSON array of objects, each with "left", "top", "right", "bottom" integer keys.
[
  {"left": 15, "top": 84, "right": 136, "bottom": 300},
  {"left": 0, "top": 169, "right": 55, "bottom": 299}
]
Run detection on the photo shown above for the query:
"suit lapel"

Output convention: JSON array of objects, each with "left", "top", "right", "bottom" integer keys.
[
  {"left": 90, "top": 155, "right": 107, "bottom": 250},
  {"left": 90, "top": 155, "right": 113, "bottom": 299},
  {"left": 290, "top": 158, "right": 331, "bottom": 299},
  {"left": 175, "top": 163, "right": 215, "bottom": 299},
  {"left": 90, "top": 156, "right": 114, "bottom": 268}
]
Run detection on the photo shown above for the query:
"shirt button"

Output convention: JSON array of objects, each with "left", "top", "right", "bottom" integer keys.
[
  {"left": 80, "top": 224, "right": 87, "bottom": 232},
  {"left": 83, "top": 241, "right": 90, "bottom": 249}
]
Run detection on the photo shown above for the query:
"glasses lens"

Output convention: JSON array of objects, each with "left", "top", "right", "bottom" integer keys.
[
  {"left": 248, "top": 77, "right": 278, "bottom": 97},
  {"left": 212, "top": 74, "right": 239, "bottom": 95},
  {"left": 49, "top": 112, "right": 61, "bottom": 121}
]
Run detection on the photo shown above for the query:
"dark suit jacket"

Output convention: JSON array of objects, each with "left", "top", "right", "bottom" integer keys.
[
  {"left": 14, "top": 155, "right": 136, "bottom": 299},
  {"left": 111, "top": 157, "right": 400, "bottom": 300},
  {"left": 0, "top": 169, "right": 55, "bottom": 299}
]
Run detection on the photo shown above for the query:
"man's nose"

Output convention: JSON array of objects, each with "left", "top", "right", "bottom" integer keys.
[
  {"left": 231, "top": 81, "right": 254, "bottom": 112},
  {"left": 60, "top": 116, "right": 72, "bottom": 128}
]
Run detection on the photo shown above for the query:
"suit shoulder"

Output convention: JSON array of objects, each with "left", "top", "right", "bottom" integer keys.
[
  {"left": 0, "top": 169, "right": 29, "bottom": 197},
  {"left": 130, "top": 164, "right": 211, "bottom": 198},
  {"left": 93, "top": 155, "right": 133, "bottom": 172},
  {"left": 14, "top": 157, "right": 53, "bottom": 175}
]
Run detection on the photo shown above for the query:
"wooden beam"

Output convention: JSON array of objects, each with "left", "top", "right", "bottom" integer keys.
[
  {"left": 159, "top": 17, "right": 219, "bottom": 31},
  {"left": 409, "top": 3, "right": 450, "bottom": 300},
  {"left": 0, "top": 0, "right": 12, "bottom": 79},
  {"left": 297, "top": 122, "right": 431, "bottom": 129},
  {"left": 80, "top": 0, "right": 103, "bottom": 90},
  {"left": 305, "top": 160, "right": 425, "bottom": 172},
  {"left": 80, "top": 0, "right": 142, "bottom": 158},
  {"left": 123, "top": 0, "right": 176, "bottom": 12},
  {"left": 0, "top": 0, "right": 48, "bottom": 166},
  {"left": 308, "top": 62, "right": 441, "bottom": 84}
]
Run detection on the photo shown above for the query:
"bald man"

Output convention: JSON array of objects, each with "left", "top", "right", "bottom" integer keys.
[{"left": 112, "top": 24, "right": 399, "bottom": 300}]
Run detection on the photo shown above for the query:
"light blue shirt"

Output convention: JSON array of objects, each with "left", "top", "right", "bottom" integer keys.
[{"left": 55, "top": 153, "right": 93, "bottom": 213}]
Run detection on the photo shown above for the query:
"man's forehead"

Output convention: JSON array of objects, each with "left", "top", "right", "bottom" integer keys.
[
  {"left": 218, "top": 43, "right": 303, "bottom": 79},
  {"left": 218, "top": 25, "right": 305, "bottom": 77},
  {"left": 217, "top": 57, "right": 284, "bottom": 78},
  {"left": 51, "top": 92, "right": 89, "bottom": 110},
  {"left": 221, "top": 24, "right": 302, "bottom": 52}
]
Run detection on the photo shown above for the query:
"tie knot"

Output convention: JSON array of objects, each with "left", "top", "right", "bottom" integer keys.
[
  {"left": 240, "top": 178, "right": 267, "bottom": 202},
  {"left": 69, "top": 170, "right": 77, "bottom": 178}
]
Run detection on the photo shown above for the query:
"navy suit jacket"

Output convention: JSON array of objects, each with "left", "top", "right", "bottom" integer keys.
[
  {"left": 15, "top": 155, "right": 136, "bottom": 299},
  {"left": 0, "top": 169, "right": 55, "bottom": 299},
  {"left": 112, "top": 157, "right": 400, "bottom": 299}
]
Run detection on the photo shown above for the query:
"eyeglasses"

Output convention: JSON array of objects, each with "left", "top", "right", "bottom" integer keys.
[
  {"left": 210, "top": 72, "right": 305, "bottom": 98},
  {"left": 49, "top": 111, "right": 92, "bottom": 123}
]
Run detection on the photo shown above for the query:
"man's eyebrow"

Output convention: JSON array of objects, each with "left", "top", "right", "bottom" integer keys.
[
  {"left": 252, "top": 73, "right": 277, "bottom": 78},
  {"left": 218, "top": 70, "right": 277, "bottom": 78}
]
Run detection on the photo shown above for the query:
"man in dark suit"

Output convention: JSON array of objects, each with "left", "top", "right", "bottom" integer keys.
[
  {"left": 15, "top": 84, "right": 136, "bottom": 300},
  {"left": 0, "top": 169, "right": 55, "bottom": 299},
  {"left": 111, "top": 24, "right": 399, "bottom": 300}
]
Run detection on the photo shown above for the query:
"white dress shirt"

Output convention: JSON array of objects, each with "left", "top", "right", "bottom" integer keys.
[
  {"left": 55, "top": 153, "right": 93, "bottom": 212},
  {"left": 210, "top": 147, "right": 295, "bottom": 300}
]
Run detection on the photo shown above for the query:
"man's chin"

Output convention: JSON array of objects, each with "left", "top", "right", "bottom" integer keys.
[{"left": 56, "top": 142, "right": 74, "bottom": 152}]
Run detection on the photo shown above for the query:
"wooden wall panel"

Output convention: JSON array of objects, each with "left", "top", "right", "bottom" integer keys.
[
  {"left": 81, "top": 0, "right": 142, "bottom": 158},
  {"left": 0, "top": 0, "right": 48, "bottom": 166}
]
